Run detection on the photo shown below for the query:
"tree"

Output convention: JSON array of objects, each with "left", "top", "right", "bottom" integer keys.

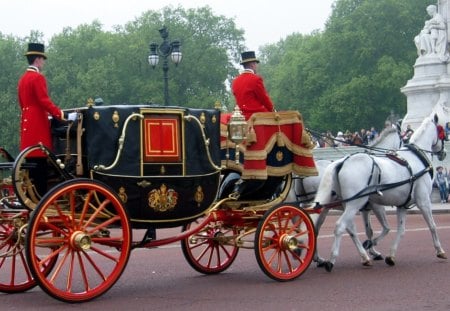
[
  {"left": 0, "top": 6, "right": 245, "bottom": 155},
  {"left": 260, "top": 0, "right": 429, "bottom": 134}
]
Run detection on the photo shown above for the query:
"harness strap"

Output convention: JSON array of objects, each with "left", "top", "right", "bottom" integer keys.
[{"left": 292, "top": 176, "right": 317, "bottom": 203}]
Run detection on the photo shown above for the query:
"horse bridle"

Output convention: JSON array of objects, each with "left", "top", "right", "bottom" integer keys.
[{"left": 432, "top": 123, "right": 446, "bottom": 160}]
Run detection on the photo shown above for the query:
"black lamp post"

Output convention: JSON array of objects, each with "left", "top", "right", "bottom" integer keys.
[{"left": 148, "top": 26, "right": 182, "bottom": 106}]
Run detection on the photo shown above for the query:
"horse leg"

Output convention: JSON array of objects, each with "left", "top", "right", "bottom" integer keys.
[
  {"left": 327, "top": 205, "right": 365, "bottom": 271},
  {"left": 313, "top": 208, "right": 329, "bottom": 267},
  {"left": 416, "top": 201, "right": 447, "bottom": 259},
  {"left": 366, "top": 203, "right": 390, "bottom": 260},
  {"left": 385, "top": 207, "right": 407, "bottom": 266},
  {"left": 346, "top": 219, "right": 372, "bottom": 266}
]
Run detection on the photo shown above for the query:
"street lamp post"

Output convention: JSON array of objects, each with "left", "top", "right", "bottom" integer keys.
[{"left": 148, "top": 26, "right": 182, "bottom": 106}]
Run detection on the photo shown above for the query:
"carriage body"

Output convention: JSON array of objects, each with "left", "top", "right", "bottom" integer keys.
[
  {"left": 53, "top": 105, "right": 222, "bottom": 228},
  {"left": 1, "top": 103, "right": 318, "bottom": 302}
]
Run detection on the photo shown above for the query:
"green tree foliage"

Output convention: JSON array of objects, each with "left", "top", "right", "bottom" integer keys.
[
  {"left": 260, "top": 0, "right": 429, "bottom": 133},
  {"left": 0, "top": 6, "right": 245, "bottom": 156}
]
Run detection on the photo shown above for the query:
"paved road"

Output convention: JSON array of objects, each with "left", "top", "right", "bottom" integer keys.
[{"left": 2, "top": 211, "right": 450, "bottom": 310}]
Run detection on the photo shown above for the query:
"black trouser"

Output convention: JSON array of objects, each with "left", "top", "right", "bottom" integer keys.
[{"left": 27, "top": 157, "right": 48, "bottom": 196}]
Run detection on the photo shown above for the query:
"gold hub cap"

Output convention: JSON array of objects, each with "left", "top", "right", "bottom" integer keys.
[
  {"left": 281, "top": 234, "right": 298, "bottom": 251},
  {"left": 71, "top": 231, "right": 92, "bottom": 250}
]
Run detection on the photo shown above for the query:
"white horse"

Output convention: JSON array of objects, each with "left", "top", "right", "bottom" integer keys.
[
  {"left": 313, "top": 114, "right": 447, "bottom": 271},
  {"left": 288, "top": 127, "right": 401, "bottom": 261}
]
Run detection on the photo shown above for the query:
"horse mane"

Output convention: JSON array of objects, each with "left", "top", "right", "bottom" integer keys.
[
  {"left": 370, "top": 127, "right": 399, "bottom": 147},
  {"left": 408, "top": 116, "right": 432, "bottom": 144}
]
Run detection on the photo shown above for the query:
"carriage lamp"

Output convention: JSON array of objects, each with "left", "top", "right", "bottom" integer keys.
[
  {"left": 148, "top": 26, "right": 182, "bottom": 106},
  {"left": 228, "top": 106, "right": 248, "bottom": 144},
  {"left": 228, "top": 106, "right": 248, "bottom": 164}
]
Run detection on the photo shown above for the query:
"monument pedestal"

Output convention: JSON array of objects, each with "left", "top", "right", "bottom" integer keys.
[{"left": 401, "top": 55, "right": 450, "bottom": 130}]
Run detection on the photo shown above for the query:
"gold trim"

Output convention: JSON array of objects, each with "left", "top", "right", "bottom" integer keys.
[
  {"left": 194, "top": 185, "right": 204, "bottom": 206},
  {"left": 112, "top": 110, "right": 120, "bottom": 128},
  {"left": 118, "top": 186, "right": 128, "bottom": 203}
]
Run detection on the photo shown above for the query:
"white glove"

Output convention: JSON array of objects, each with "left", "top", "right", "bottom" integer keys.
[{"left": 68, "top": 112, "right": 78, "bottom": 121}]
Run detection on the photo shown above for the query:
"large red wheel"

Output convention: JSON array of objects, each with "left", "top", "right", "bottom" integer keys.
[
  {"left": 181, "top": 216, "right": 239, "bottom": 274},
  {"left": 254, "top": 204, "right": 316, "bottom": 281},
  {"left": 25, "top": 179, "right": 132, "bottom": 303},
  {"left": 0, "top": 213, "right": 57, "bottom": 293}
]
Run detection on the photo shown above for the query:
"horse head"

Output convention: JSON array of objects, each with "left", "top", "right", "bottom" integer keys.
[{"left": 409, "top": 114, "right": 446, "bottom": 161}]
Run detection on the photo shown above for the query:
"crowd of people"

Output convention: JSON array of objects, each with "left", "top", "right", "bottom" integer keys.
[{"left": 314, "top": 121, "right": 416, "bottom": 148}]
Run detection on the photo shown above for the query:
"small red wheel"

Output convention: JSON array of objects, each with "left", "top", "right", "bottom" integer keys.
[
  {"left": 0, "top": 212, "right": 57, "bottom": 293},
  {"left": 254, "top": 204, "right": 316, "bottom": 281},
  {"left": 26, "top": 179, "right": 132, "bottom": 303},
  {"left": 0, "top": 213, "right": 31, "bottom": 292},
  {"left": 181, "top": 216, "right": 239, "bottom": 274}
]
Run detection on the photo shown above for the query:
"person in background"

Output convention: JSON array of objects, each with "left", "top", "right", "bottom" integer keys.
[
  {"left": 335, "top": 131, "right": 345, "bottom": 147},
  {"left": 401, "top": 124, "right": 414, "bottom": 144},
  {"left": 18, "top": 43, "right": 65, "bottom": 194},
  {"left": 435, "top": 166, "right": 448, "bottom": 203},
  {"left": 368, "top": 126, "right": 378, "bottom": 144},
  {"left": 351, "top": 131, "right": 363, "bottom": 145},
  {"left": 232, "top": 51, "right": 274, "bottom": 120},
  {"left": 445, "top": 122, "right": 450, "bottom": 140}
]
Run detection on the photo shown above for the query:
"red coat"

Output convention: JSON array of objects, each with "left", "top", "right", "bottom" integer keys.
[
  {"left": 18, "top": 67, "right": 62, "bottom": 157},
  {"left": 231, "top": 70, "right": 274, "bottom": 120}
]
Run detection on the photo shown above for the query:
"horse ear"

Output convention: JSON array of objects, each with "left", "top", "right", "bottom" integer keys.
[{"left": 434, "top": 114, "right": 439, "bottom": 124}]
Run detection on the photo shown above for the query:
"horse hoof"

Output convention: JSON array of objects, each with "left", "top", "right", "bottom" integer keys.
[
  {"left": 372, "top": 254, "right": 384, "bottom": 261},
  {"left": 437, "top": 252, "right": 447, "bottom": 259},
  {"left": 385, "top": 256, "right": 395, "bottom": 266},
  {"left": 362, "top": 260, "right": 372, "bottom": 267},
  {"left": 324, "top": 261, "right": 334, "bottom": 272},
  {"left": 362, "top": 240, "right": 373, "bottom": 250},
  {"left": 316, "top": 260, "right": 325, "bottom": 268}
]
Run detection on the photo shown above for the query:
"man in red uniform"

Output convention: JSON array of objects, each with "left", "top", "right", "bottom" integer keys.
[
  {"left": 230, "top": 51, "right": 276, "bottom": 198},
  {"left": 18, "top": 43, "right": 64, "bottom": 194},
  {"left": 232, "top": 51, "right": 274, "bottom": 120}
]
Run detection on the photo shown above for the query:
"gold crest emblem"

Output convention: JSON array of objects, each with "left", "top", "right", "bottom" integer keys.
[
  {"left": 118, "top": 186, "right": 128, "bottom": 203},
  {"left": 276, "top": 151, "right": 284, "bottom": 162},
  {"left": 148, "top": 184, "right": 178, "bottom": 212},
  {"left": 194, "top": 185, "right": 204, "bottom": 207}
]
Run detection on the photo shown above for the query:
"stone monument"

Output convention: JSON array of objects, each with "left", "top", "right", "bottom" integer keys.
[{"left": 401, "top": 1, "right": 450, "bottom": 130}]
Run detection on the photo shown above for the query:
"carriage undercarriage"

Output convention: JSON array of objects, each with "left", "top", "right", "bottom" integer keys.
[{"left": 0, "top": 105, "right": 318, "bottom": 302}]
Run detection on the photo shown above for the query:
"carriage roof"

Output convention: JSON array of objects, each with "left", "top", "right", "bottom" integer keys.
[{"left": 58, "top": 104, "right": 222, "bottom": 178}]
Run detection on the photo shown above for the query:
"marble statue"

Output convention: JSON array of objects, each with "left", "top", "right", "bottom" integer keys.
[{"left": 414, "top": 4, "right": 447, "bottom": 57}]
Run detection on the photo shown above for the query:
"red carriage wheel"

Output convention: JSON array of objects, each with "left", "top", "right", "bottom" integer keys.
[
  {"left": 0, "top": 212, "right": 56, "bottom": 293},
  {"left": 25, "top": 179, "right": 132, "bottom": 303},
  {"left": 254, "top": 204, "right": 316, "bottom": 281},
  {"left": 181, "top": 216, "right": 239, "bottom": 274}
]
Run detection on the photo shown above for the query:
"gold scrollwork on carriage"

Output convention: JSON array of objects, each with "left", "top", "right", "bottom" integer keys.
[
  {"left": 194, "top": 185, "right": 204, "bottom": 207},
  {"left": 148, "top": 184, "right": 178, "bottom": 212},
  {"left": 118, "top": 186, "right": 128, "bottom": 203}
]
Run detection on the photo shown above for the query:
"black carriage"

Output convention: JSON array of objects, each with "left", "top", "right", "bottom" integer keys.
[{"left": 0, "top": 103, "right": 317, "bottom": 302}]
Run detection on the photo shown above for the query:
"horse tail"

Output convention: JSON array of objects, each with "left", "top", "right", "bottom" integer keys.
[{"left": 314, "top": 158, "right": 345, "bottom": 206}]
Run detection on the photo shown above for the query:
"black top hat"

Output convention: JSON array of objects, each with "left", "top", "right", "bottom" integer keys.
[
  {"left": 25, "top": 43, "right": 47, "bottom": 59},
  {"left": 240, "top": 51, "right": 259, "bottom": 65}
]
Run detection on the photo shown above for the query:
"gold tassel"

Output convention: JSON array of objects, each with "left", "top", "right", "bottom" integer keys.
[
  {"left": 246, "top": 126, "right": 257, "bottom": 144},
  {"left": 277, "top": 132, "right": 285, "bottom": 147}
]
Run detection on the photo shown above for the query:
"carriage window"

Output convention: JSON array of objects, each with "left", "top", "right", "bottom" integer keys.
[{"left": 142, "top": 114, "right": 182, "bottom": 163}]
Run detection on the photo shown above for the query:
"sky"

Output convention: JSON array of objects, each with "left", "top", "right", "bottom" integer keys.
[{"left": 0, "top": 0, "right": 335, "bottom": 50}]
